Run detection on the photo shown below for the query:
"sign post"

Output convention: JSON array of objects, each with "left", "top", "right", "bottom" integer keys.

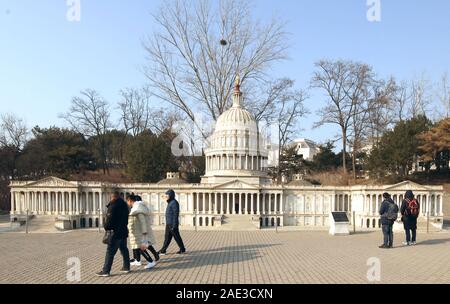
[
  {"left": 25, "top": 209, "right": 29, "bottom": 234},
  {"left": 329, "top": 212, "right": 350, "bottom": 236}
]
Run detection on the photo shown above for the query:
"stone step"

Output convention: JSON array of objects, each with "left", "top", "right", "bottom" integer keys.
[{"left": 221, "top": 215, "right": 257, "bottom": 230}]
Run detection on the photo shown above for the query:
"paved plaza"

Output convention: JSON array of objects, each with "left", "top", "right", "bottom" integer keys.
[{"left": 0, "top": 229, "right": 449, "bottom": 284}]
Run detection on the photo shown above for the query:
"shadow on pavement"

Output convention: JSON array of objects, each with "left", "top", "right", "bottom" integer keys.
[{"left": 131, "top": 243, "right": 282, "bottom": 273}]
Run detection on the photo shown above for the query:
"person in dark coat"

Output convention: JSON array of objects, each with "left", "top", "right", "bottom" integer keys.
[
  {"left": 96, "top": 191, "right": 131, "bottom": 277},
  {"left": 379, "top": 193, "right": 398, "bottom": 249},
  {"left": 400, "top": 190, "right": 420, "bottom": 246},
  {"left": 158, "top": 189, "right": 186, "bottom": 255}
]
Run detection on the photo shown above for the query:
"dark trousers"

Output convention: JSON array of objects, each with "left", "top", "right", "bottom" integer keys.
[
  {"left": 132, "top": 248, "right": 154, "bottom": 263},
  {"left": 405, "top": 228, "right": 417, "bottom": 243},
  {"left": 102, "top": 237, "right": 130, "bottom": 274},
  {"left": 160, "top": 225, "right": 185, "bottom": 252},
  {"left": 382, "top": 224, "right": 394, "bottom": 247}
]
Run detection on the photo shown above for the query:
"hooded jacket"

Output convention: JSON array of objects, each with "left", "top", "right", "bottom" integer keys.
[
  {"left": 128, "top": 201, "right": 155, "bottom": 249},
  {"left": 379, "top": 198, "right": 398, "bottom": 225},
  {"left": 165, "top": 190, "right": 180, "bottom": 227}
]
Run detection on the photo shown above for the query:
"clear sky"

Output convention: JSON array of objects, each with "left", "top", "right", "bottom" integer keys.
[{"left": 1, "top": 0, "right": 449, "bottom": 145}]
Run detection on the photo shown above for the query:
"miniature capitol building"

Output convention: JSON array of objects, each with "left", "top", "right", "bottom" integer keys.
[{"left": 8, "top": 78, "right": 445, "bottom": 231}]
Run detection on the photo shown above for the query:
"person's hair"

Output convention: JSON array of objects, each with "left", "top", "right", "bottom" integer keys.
[
  {"left": 383, "top": 192, "right": 391, "bottom": 199},
  {"left": 113, "top": 191, "right": 120, "bottom": 198},
  {"left": 127, "top": 195, "right": 136, "bottom": 202},
  {"left": 135, "top": 195, "right": 142, "bottom": 201},
  {"left": 405, "top": 190, "right": 414, "bottom": 200}
]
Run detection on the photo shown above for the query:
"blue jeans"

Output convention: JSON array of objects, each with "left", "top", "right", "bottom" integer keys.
[
  {"left": 382, "top": 224, "right": 393, "bottom": 247},
  {"left": 102, "top": 237, "right": 130, "bottom": 274}
]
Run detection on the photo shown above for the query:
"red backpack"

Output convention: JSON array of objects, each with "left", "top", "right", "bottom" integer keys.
[{"left": 406, "top": 199, "right": 420, "bottom": 217}]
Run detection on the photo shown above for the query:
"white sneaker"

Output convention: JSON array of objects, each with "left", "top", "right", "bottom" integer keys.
[
  {"left": 402, "top": 241, "right": 410, "bottom": 246},
  {"left": 411, "top": 241, "right": 417, "bottom": 246},
  {"left": 130, "top": 260, "right": 142, "bottom": 266},
  {"left": 145, "top": 261, "right": 156, "bottom": 269}
]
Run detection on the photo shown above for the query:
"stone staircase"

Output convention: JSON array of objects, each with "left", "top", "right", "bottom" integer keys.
[
  {"left": 17, "top": 215, "right": 60, "bottom": 233},
  {"left": 221, "top": 215, "right": 258, "bottom": 231}
]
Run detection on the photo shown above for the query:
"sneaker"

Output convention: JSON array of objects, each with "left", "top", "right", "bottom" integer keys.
[
  {"left": 145, "top": 261, "right": 156, "bottom": 269},
  {"left": 378, "top": 245, "right": 388, "bottom": 249},
  {"left": 176, "top": 249, "right": 186, "bottom": 254},
  {"left": 120, "top": 268, "right": 131, "bottom": 274},
  {"left": 402, "top": 241, "right": 410, "bottom": 246},
  {"left": 95, "top": 271, "right": 110, "bottom": 277},
  {"left": 410, "top": 241, "right": 417, "bottom": 246},
  {"left": 154, "top": 253, "right": 160, "bottom": 262},
  {"left": 130, "top": 260, "right": 142, "bottom": 266},
  {"left": 158, "top": 251, "right": 167, "bottom": 256}
]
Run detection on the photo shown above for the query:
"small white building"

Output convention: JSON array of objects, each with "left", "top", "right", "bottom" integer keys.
[{"left": 292, "top": 138, "right": 321, "bottom": 161}]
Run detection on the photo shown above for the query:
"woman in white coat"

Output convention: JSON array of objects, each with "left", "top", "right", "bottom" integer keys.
[{"left": 126, "top": 195, "right": 159, "bottom": 269}]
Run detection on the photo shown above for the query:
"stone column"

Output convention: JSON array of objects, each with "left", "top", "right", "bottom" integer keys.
[
  {"left": 257, "top": 193, "right": 260, "bottom": 214},
  {"left": 215, "top": 193, "right": 219, "bottom": 214},
  {"left": 268, "top": 193, "right": 272, "bottom": 215},
  {"left": 439, "top": 195, "right": 443, "bottom": 216},
  {"left": 208, "top": 193, "right": 212, "bottom": 215},
  {"left": 76, "top": 192, "right": 80, "bottom": 214},
  {"left": 244, "top": 193, "right": 248, "bottom": 215},
  {"left": 238, "top": 193, "right": 242, "bottom": 215},
  {"left": 10, "top": 191, "right": 15, "bottom": 214},
  {"left": 231, "top": 193, "right": 236, "bottom": 215},
  {"left": 250, "top": 194, "right": 254, "bottom": 215}
]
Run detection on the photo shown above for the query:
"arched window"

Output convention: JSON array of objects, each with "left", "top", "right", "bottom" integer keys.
[
  {"left": 277, "top": 217, "right": 281, "bottom": 226},
  {"left": 199, "top": 217, "right": 203, "bottom": 227},
  {"left": 271, "top": 218, "right": 275, "bottom": 227},
  {"left": 89, "top": 218, "right": 93, "bottom": 228},
  {"left": 265, "top": 217, "right": 269, "bottom": 227},
  {"left": 205, "top": 217, "right": 209, "bottom": 227},
  {"left": 372, "top": 219, "right": 376, "bottom": 228},
  {"left": 366, "top": 219, "right": 370, "bottom": 228},
  {"left": 95, "top": 218, "right": 99, "bottom": 228},
  {"left": 73, "top": 220, "right": 77, "bottom": 229}
]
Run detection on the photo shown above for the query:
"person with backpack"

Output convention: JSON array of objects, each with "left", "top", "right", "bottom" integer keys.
[
  {"left": 379, "top": 192, "right": 399, "bottom": 249},
  {"left": 400, "top": 190, "right": 420, "bottom": 246}
]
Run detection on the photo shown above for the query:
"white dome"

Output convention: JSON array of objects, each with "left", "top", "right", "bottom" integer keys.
[
  {"left": 201, "top": 76, "right": 271, "bottom": 185},
  {"left": 215, "top": 104, "right": 256, "bottom": 132}
]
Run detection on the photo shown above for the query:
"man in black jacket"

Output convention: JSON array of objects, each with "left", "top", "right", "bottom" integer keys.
[
  {"left": 96, "top": 191, "right": 130, "bottom": 277},
  {"left": 158, "top": 189, "right": 186, "bottom": 255},
  {"left": 379, "top": 192, "right": 398, "bottom": 249}
]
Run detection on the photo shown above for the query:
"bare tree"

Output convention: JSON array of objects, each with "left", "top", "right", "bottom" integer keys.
[
  {"left": 143, "top": 0, "right": 288, "bottom": 129},
  {"left": 391, "top": 80, "right": 409, "bottom": 122},
  {"left": 312, "top": 59, "right": 373, "bottom": 175},
  {"left": 274, "top": 89, "right": 308, "bottom": 183},
  {"left": 0, "top": 113, "right": 28, "bottom": 179},
  {"left": 436, "top": 72, "right": 450, "bottom": 118},
  {"left": 60, "top": 89, "right": 112, "bottom": 174},
  {"left": 0, "top": 113, "right": 28, "bottom": 151},
  {"left": 409, "top": 73, "right": 432, "bottom": 118},
  {"left": 118, "top": 87, "right": 153, "bottom": 136}
]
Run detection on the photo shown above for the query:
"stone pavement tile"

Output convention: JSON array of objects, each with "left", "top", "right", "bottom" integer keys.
[{"left": 0, "top": 230, "right": 449, "bottom": 284}]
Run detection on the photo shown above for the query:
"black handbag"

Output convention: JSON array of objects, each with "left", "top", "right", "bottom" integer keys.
[{"left": 102, "top": 230, "right": 114, "bottom": 244}]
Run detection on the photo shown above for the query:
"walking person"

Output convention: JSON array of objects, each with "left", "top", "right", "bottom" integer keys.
[
  {"left": 126, "top": 195, "right": 159, "bottom": 270},
  {"left": 158, "top": 189, "right": 186, "bottom": 255},
  {"left": 379, "top": 193, "right": 399, "bottom": 249},
  {"left": 96, "top": 191, "right": 131, "bottom": 277},
  {"left": 400, "top": 190, "right": 420, "bottom": 246}
]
